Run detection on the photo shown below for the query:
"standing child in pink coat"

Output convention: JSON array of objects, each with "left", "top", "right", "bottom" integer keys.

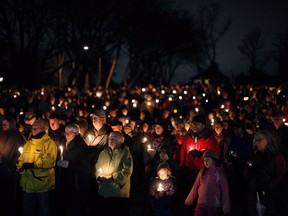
[{"left": 185, "top": 150, "right": 230, "bottom": 216}]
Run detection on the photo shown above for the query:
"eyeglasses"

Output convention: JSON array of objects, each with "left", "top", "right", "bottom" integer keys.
[{"left": 64, "top": 131, "right": 74, "bottom": 136}]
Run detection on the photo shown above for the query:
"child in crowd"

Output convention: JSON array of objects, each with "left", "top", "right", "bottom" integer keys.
[
  {"left": 150, "top": 162, "right": 177, "bottom": 216},
  {"left": 185, "top": 150, "right": 230, "bottom": 216}
]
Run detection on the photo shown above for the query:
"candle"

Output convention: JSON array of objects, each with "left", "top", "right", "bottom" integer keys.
[
  {"left": 147, "top": 145, "right": 151, "bottom": 151},
  {"left": 99, "top": 168, "right": 103, "bottom": 177},
  {"left": 143, "top": 137, "right": 148, "bottom": 143},
  {"left": 88, "top": 134, "right": 92, "bottom": 143},
  {"left": 18, "top": 146, "right": 24, "bottom": 161},
  {"left": 157, "top": 183, "right": 164, "bottom": 192},
  {"left": 59, "top": 145, "right": 63, "bottom": 160},
  {"left": 189, "top": 146, "right": 194, "bottom": 151}
]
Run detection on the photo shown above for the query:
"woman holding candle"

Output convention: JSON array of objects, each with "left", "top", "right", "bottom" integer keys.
[
  {"left": 149, "top": 162, "right": 177, "bottom": 216},
  {"left": 143, "top": 119, "right": 176, "bottom": 180},
  {"left": 95, "top": 131, "right": 133, "bottom": 216},
  {"left": 244, "top": 129, "right": 288, "bottom": 215},
  {"left": 185, "top": 150, "right": 230, "bottom": 216},
  {"left": 56, "top": 123, "right": 91, "bottom": 216}
]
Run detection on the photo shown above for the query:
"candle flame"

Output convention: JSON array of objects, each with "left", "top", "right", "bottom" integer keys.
[{"left": 18, "top": 146, "right": 23, "bottom": 154}]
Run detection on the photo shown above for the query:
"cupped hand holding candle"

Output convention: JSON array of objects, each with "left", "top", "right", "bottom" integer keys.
[
  {"left": 18, "top": 146, "right": 24, "bottom": 161},
  {"left": 157, "top": 183, "right": 164, "bottom": 192},
  {"left": 59, "top": 145, "right": 64, "bottom": 160}
]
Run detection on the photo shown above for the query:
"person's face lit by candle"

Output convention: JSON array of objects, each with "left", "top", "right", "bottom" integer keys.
[
  {"left": 157, "top": 168, "right": 169, "bottom": 180},
  {"left": 154, "top": 124, "right": 164, "bottom": 135}
]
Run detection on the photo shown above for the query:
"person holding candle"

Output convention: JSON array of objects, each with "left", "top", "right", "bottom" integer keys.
[
  {"left": 179, "top": 114, "right": 219, "bottom": 202},
  {"left": 56, "top": 123, "right": 90, "bottom": 216},
  {"left": 95, "top": 131, "right": 133, "bottom": 216},
  {"left": 185, "top": 150, "right": 230, "bottom": 216},
  {"left": 16, "top": 119, "right": 57, "bottom": 216},
  {"left": 0, "top": 115, "right": 26, "bottom": 216},
  {"left": 143, "top": 119, "right": 176, "bottom": 180},
  {"left": 149, "top": 162, "right": 177, "bottom": 216},
  {"left": 243, "top": 129, "right": 288, "bottom": 215},
  {"left": 84, "top": 109, "right": 112, "bottom": 215}
]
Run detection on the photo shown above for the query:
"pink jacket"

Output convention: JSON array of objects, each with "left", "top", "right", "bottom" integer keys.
[{"left": 185, "top": 167, "right": 230, "bottom": 214}]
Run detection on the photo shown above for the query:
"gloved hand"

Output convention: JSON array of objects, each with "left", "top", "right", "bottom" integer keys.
[
  {"left": 22, "top": 163, "right": 34, "bottom": 169},
  {"left": 57, "top": 160, "right": 69, "bottom": 168},
  {"left": 189, "top": 149, "right": 203, "bottom": 158}
]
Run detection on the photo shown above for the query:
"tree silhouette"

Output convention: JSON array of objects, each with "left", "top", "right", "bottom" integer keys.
[
  {"left": 0, "top": 0, "right": 58, "bottom": 88},
  {"left": 195, "top": 2, "right": 231, "bottom": 77},
  {"left": 273, "top": 30, "right": 288, "bottom": 82},
  {"left": 238, "top": 27, "right": 269, "bottom": 81}
]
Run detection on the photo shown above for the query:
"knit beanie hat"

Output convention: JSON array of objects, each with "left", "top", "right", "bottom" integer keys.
[
  {"left": 156, "top": 162, "right": 171, "bottom": 173},
  {"left": 203, "top": 150, "right": 218, "bottom": 160},
  {"left": 192, "top": 114, "right": 206, "bottom": 125}
]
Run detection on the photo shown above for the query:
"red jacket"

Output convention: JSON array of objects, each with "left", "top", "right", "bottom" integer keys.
[{"left": 179, "top": 132, "right": 220, "bottom": 183}]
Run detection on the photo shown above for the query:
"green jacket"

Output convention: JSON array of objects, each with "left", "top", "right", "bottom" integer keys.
[
  {"left": 17, "top": 133, "right": 57, "bottom": 192},
  {"left": 95, "top": 144, "right": 133, "bottom": 198}
]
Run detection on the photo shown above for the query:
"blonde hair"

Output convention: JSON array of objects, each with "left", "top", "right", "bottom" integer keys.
[{"left": 156, "top": 162, "right": 171, "bottom": 176}]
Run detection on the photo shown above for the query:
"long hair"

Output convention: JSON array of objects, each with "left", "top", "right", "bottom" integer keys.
[{"left": 253, "top": 129, "right": 278, "bottom": 153}]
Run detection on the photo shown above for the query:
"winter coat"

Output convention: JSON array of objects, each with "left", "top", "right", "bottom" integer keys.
[
  {"left": 95, "top": 144, "right": 133, "bottom": 198},
  {"left": 84, "top": 124, "right": 112, "bottom": 176},
  {"left": 149, "top": 176, "right": 177, "bottom": 211},
  {"left": 185, "top": 167, "right": 230, "bottom": 214},
  {"left": 58, "top": 134, "right": 90, "bottom": 204},
  {"left": 143, "top": 133, "right": 176, "bottom": 176},
  {"left": 180, "top": 130, "right": 220, "bottom": 183},
  {"left": 17, "top": 133, "right": 57, "bottom": 192},
  {"left": 244, "top": 150, "right": 287, "bottom": 215}
]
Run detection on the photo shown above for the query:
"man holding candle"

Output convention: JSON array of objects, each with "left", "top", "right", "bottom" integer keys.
[
  {"left": 179, "top": 114, "right": 220, "bottom": 202},
  {"left": 17, "top": 119, "right": 57, "bottom": 216},
  {"left": 84, "top": 109, "right": 112, "bottom": 214},
  {"left": 95, "top": 131, "right": 133, "bottom": 216}
]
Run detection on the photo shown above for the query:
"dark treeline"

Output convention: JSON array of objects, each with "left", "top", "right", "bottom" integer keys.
[{"left": 0, "top": 0, "right": 288, "bottom": 89}]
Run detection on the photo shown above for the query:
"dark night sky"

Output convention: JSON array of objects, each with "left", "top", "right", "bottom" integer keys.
[
  {"left": 115, "top": 0, "right": 288, "bottom": 84},
  {"left": 173, "top": 0, "right": 288, "bottom": 82}
]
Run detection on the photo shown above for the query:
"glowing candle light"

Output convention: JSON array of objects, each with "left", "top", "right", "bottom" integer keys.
[
  {"left": 88, "top": 134, "right": 92, "bottom": 143},
  {"left": 147, "top": 145, "right": 151, "bottom": 151},
  {"left": 190, "top": 146, "right": 194, "bottom": 151},
  {"left": 143, "top": 137, "right": 148, "bottom": 143},
  {"left": 59, "top": 146, "right": 63, "bottom": 160},
  {"left": 99, "top": 168, "right": 103, "bottom": 177},
  {"left": 18, "top": 146, "right": 24, "bottom": 161},
  {"left": 157, "top": 183, "right": 164, "bottom": 192}
]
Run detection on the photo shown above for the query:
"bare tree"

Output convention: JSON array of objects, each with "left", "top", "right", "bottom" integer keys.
[
  {"left": 273, "top": 30, "right": 288, "bottom": 81},
  {"left": 196, "top": 2, "right": 231, "bottom": 75},
  {"left": 238, "top": 27, "right": 269, "bottom": 79},
  {"left": 0, "top": 0, "right": 58, "bottom": 88}
]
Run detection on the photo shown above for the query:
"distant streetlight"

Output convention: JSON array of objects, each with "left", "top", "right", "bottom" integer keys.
[{"left": 83, "top": 46, "right": 89, "bottom": 50}]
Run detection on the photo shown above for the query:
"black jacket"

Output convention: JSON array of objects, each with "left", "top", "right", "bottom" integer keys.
[{"left": 58, "top": 135, "right": 90, "bottom": 204}]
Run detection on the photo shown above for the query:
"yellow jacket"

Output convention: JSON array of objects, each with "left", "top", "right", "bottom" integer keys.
[{"left": 17, "top": 133, "right": 57, "bottom": 192}]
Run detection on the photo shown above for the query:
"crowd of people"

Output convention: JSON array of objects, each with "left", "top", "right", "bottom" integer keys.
[{"left": 0, "top": 81, "right": 288, "bottom": 216}]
